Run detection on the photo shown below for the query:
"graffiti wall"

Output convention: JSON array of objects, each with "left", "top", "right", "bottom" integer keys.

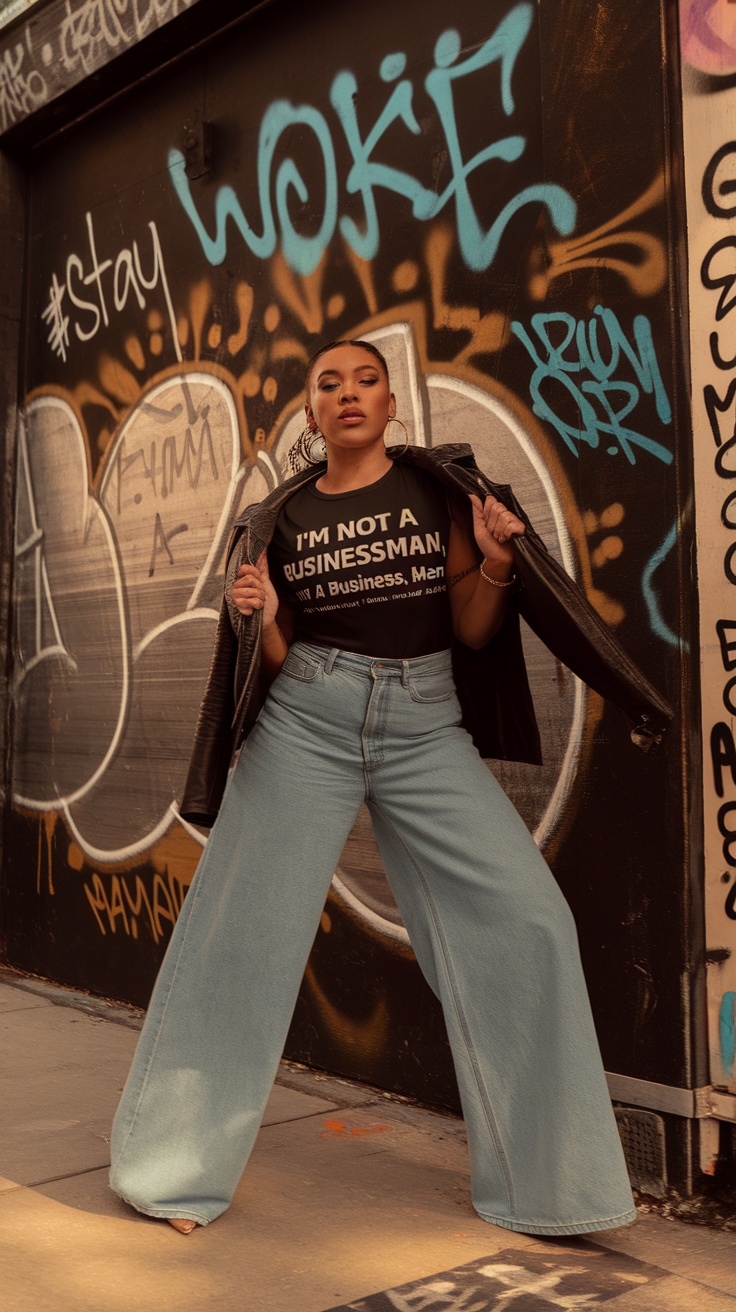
[
  {"left": 681, "top": 0, "right": 736, "bottom": 1098},
  {"left": 0, "top": 0, "right": 201, "bottom": 135},
  {"left": 3, "top": 0, "right": 689, "bottom": 1106}
]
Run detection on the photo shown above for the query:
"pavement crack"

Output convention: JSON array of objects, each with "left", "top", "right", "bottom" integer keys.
[{"left": 24, "top": 1162, "right": 111, "bottom": 1188}]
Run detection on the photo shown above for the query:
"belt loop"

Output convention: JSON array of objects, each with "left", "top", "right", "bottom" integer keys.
[
  {"left": 324, "top": 648, "right": 339, "bottom": 675},
  {"left": 401, "top": 660, "right": 409, "bottom": 688}
]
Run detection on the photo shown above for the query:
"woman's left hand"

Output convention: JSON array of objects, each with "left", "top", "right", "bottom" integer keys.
[{"left": 469, "top": 493, "right": 525, "bottom": 567}]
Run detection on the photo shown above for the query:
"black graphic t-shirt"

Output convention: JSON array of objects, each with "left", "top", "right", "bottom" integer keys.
[{"left": 269, "top": 462, "right": 454, "bottom": 657}]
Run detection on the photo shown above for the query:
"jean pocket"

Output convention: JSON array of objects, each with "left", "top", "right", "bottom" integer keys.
[
  {"left": 281, "top": 649, "right": 321, "bottom": 682},
  {"left": 408, "top": 671, "right": 456, "bottom": 703}
]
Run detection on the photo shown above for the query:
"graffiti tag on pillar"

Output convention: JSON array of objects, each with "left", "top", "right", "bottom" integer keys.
[{"left": 683, "top": 95, "right": 736, "bottom": 1084}]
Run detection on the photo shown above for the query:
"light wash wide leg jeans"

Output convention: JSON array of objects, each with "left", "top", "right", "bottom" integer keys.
[{"left": 109, "top": 644, "right": 635, "bottom": 1234}]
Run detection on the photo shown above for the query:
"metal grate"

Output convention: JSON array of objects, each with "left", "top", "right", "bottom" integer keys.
[{"left": 615, "top": 1108, "right": 668, "bottom": 1197}]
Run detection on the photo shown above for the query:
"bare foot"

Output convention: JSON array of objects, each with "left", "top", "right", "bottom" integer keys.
[{"left": 168, "top": 1217, "right": 198, "bottom": 1234}]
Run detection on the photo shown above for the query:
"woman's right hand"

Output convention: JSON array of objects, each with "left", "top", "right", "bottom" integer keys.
[{"left": 231, "top": 551, "right": 280, "bottom": 628}]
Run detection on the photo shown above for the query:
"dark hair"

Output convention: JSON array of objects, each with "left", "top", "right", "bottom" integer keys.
[{"left": 304, "top": 339, "right": 390, "bottom": 391}]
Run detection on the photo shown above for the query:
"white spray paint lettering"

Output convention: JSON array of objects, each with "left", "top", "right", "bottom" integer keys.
[{"left": 41, "top": 212, "right": 180, "bottom": 364}]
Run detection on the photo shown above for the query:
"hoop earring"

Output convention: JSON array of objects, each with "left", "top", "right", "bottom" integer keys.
[
  {"left": 287, "top": 425, "right": 327, "bottom": 475},
  {"left": 384, "top": 416, "right": 409, "bottom": 457}
]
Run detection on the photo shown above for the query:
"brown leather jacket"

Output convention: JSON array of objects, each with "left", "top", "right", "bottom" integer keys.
[{"left": 180, "top": 444, "right": 672, "bottom": 826}]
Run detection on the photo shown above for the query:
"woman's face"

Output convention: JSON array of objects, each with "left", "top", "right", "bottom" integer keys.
[{"left": 305, "top": 344, "right": 395, "bottom": 456}]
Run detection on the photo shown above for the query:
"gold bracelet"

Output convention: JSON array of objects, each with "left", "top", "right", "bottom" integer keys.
[{"left": 480, "top": 560, "right": 516, "bottom": 588}]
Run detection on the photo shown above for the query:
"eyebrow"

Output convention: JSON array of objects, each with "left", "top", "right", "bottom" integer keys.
[{"left": 316, "top": 364, "right": 380, "bottom": 382}]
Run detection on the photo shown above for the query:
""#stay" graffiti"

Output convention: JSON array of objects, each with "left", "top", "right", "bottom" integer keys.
[{"left": 41, "top": 211, "right": 179, "bottom": 363}]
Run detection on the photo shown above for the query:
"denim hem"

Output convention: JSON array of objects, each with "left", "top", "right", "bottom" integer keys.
[
  {"left": 475, "top": 1206, "right": 637, "bottom": 1236},
  {"left": 111, "top": 1183, "right": 211, "bottom": 1226}
]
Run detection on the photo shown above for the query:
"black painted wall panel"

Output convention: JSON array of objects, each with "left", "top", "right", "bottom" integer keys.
[{"left": 1, "top": 0, "right": 695, "bottom": 1117}]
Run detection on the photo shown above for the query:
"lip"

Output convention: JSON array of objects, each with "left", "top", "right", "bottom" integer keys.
[{"left": 339, "top": 408, "right": 365, "bottom": 422}]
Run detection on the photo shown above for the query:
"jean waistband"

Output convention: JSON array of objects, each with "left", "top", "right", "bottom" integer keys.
[{"left": 291, "top": 641, "right": 453, "bottom": 680}]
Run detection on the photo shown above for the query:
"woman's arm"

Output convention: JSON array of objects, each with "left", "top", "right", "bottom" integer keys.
[
  {"left": 447, "top": 494, "right": 525, "bottom": 650},
  {"left": 231, "top": 551, "right": 289, "bottom": 680}
]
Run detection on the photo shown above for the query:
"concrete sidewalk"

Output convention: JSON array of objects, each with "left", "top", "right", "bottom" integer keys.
[{"left": 1, "top": 970, "right": 734, "bottom": 1312}]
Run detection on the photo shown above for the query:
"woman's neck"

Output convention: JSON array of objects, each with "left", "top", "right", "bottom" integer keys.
[{"left": 316, "top": 446, "right": 392, "bottom": 494}]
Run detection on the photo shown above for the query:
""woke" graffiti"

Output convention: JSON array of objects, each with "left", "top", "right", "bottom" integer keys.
[{"left": 168, "top": 3, "right": 576, "bottom": 277}]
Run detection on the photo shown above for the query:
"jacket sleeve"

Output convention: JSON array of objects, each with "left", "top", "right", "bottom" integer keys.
[
  {"left": 179, "top": 590, "right": 238, "bottom": 827},
  {"left": 512, "top": 531, "right": 673, "bottom": 749},
  {"left": 442, "top": 456, "right": 673, "bottom": 749},
  {"left": 452, "top": 611, "right": 542, "bottom": 764}
]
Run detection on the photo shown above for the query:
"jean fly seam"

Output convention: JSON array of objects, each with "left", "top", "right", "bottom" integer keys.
[
  {"left": 362, "top": 673, "right": 388, "bottom": 772},
  {"left": 370, "top": 799, "right": 516, "bottom": 1216},
  {"left": 111, "top": 861, "right": 209, "bottom": 1170}
]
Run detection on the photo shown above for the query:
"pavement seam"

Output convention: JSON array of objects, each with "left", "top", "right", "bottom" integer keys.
[
  {"left": 0, "top": 1003, "right": 56, "bottom": 1015},
  {"left": 1, "top": 1163, "right": 113, "bottom": 1191},
  {"left": 605, "top": 1273, "right": 736, "bottom": 1304},
  {"left": 0, "top": 970, "right": 145, "bottom": 1029},
  {"left": 261, "top": 1107, "right": 376, "bottom": 1129},
  {"left": 272, "top": 1085, "right": 381, "bottom": 1111}
]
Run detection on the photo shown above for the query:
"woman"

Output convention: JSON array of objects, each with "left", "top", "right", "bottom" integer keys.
[{"left": 110, "top": 338, "right": 640, "bottom": 1236}]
